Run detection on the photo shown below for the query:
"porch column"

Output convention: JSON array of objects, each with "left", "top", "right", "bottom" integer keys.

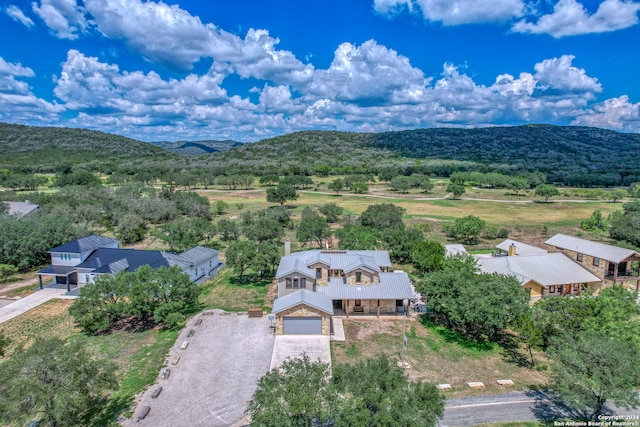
[
  {"left": 613, "top": 262, "right": 619, "bottom": 284},
  {"left": 377, "top": 299, "right": 380, "bottom": 318},
  {"left": 38, "top": 275, "right": 43, "bottom": 290},
  {"left": 346, "top": 300, "right": 349, "bottom": 318},
  {"left": 66, "top": 276, "right": 70, "bottom": 293}
]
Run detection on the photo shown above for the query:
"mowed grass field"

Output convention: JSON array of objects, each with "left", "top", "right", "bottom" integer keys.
[
  {"left": 199, "top": 186, "right": 623, "bottom": 229},
  {"left": 332, "top": 318, "right": 548, "bottom": 399}
]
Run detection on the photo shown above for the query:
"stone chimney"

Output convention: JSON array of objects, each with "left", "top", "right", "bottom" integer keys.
[
  {"left": 508, "top": 243, "right": 517, "bottom": 257},
  {"left": 285, "top": 239, "right": 291, "bottom": 257}
]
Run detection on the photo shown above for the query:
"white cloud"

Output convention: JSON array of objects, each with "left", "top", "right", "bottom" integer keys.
[
  {"left": 374, "top": 0, "right": 526, "bottom": 25},
  {"left": 533, "top": 55, "right": 601, "bottom": 93},
  {"left": 572, "top": 96, "right": 640, "bottom": 131},
  {"left": 513, "top": 0, "right": 640, "bottom": 37},
  {"left": 83, "top": 0, "right": 314, "bottom": 80},
  {"left": 31, "top": 0, "right": 87, "bottom": 39},
  {"left": 5, "top": 5, "right": 35, "bottom": 27},
  {"left": 0, "top": 56, "right": 64, "bottom": 123},
  {"left": 55, "top": 50, "right": 228, "bottom": 111},
  {"left": 306, "top": 40, "right": 429, "bottom": 105}
]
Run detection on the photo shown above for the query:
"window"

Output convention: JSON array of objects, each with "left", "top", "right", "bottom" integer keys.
[
  {"left": 573, "top": 284, "right": 578, "bottom": 292},
  {"left": 316, "top": 268, "right": 322, "bottom": 279},
  {"left": 593, "top": 257, "right": 600, "bottom": 267},
  {"left": 355, "top": 272, "right": 362, "bottom": 283},
  {"left": 354, "top": 299, "right": 361, "bottom": 307},
  {"left": 293, "top": 278, "right": 299, "bottom": 288},
  {"left": 286, "top": 278, "right": 292, "bottom": 289},
  {"left": 576, "top": 253, "right": 583, "bottom": 262},
  {"left": 300, "top": 278, "right": 306, "bottom": 289},
  {"left": 550, "top": 285, "right": 556, "bottom": 293}
]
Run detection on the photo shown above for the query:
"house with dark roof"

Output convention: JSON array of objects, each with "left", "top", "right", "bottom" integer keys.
[
  {"left": 545, "top": 233, "right": 640, "bottom": 292},
  {"left": 37, "top": 235, "right": 221, "bottom": 291},
  {"left": 273, "top": 245, "right": 413, "bottom": 335}
]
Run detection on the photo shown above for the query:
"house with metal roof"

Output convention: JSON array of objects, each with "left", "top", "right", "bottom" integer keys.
[
  {"left": 476, "top": 252, "right": 602, "bottom": 303},
  {"left": 444, "top": 244, "right": 468, "bottom": 257},
  {"left": 4, "top": 200, "right": 39, "bottom": 218},
  {"left": 37, "top": 235, "right": 221, "bottom": 292},
  {"left": 273, "top": 248, "right": 413, "bottom": 334},
  {"left": 545, "top": 233, "right": 640, "bottom": 291}
]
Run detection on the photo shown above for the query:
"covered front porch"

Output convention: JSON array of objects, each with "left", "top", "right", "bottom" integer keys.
[
  {"left": 36, "top": 265, "right": 78, "bottom": 293},
  {"left": 331, "top": 299, "right": 409, "bottom": 318}
]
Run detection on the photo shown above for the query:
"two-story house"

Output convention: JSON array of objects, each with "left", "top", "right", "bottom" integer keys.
[
  {"left": 272, "top": 247, "right": 413, "bottom": 335},
  {"left": 37, "top": 235, "right": 221, "bottom": 292},
  {"left": 545, "top": 234, "right": 640, "bottom": 292}
]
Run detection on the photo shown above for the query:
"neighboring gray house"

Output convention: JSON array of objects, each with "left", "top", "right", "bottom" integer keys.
[
  {"left": 545, "top": 233, "right": 640, "bottom": 291},
  {"left": 273, "top": 246, "right": 413, "bottom": 334},
  {"left": 37, "top": 235, "right": 221, "bottom": 291},
  {"left": 4, "top": 200, "right": 39, "bottom": 218}
]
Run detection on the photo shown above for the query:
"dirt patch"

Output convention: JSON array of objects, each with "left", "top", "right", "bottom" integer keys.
[
  {"left": 0, "top": 276, "right": 41, "bottom": 296},
  {"left": 354, "top": 319, "right": 399, "bottom": 340}
]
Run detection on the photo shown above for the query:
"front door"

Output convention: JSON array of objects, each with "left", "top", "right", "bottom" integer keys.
[{"left": 333, "top": 299, "right": 343, "bottom": 310}]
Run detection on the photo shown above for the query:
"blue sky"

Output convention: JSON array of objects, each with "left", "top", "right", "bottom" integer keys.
[{"left": 1, "top": 0, "right": 639, "bottom": 142}]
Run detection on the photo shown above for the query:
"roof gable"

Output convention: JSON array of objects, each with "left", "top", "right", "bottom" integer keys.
[{"left": 272, "top": 289, "right": 334, "bottom": 315}]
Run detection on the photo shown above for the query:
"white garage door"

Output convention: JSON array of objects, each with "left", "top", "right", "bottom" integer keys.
[{"left": 283, "top": 316, "right": 322, "bottom": 334}]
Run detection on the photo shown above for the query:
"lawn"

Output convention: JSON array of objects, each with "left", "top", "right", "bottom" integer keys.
[
  {"left": 199, "top": 268, "right": 272, "bottom": 312},
  {"left": 331, "top": 317, "right": 548, "bottom": 399}
]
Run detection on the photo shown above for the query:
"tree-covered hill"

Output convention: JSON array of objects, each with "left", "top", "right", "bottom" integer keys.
[
  {"left": 2, "top": 121, "right": 640, "bottom": 186},
  {"left": 209, "top": 125, "right": 640, "bottom": 185},
  {"left": 0, "top": 122, "right": 174, "bottom": 171}
]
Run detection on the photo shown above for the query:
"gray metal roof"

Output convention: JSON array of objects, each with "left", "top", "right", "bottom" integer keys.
[
  {"left": 6, "top": 201, "right": 39, "bottom": 218},
  {"left": 272, "top": 289, "right": 334, "bottom": 315},
  {"left": 445, "top": 244, "right": 468, "bottom": 257},
  {"left": 49, "top": 235, "right": 118, "bottom": 254},
  {"left": 169, "top": 246, "right": 219, "bottom": 267},
  {"left": 496, "top": 239, "right": 547, "bottom": 256},
  {"left": 545, "top": 233, "right": 639, "bottom": 263},
  {"left": 276, "top": 250, "right": 391, "bottom": 278},
  {"left": 316, "top": 272, "right": 413, "bottom": 300},
  {"left": 475, "top": 253, "right": 601, "bottom": 287}
]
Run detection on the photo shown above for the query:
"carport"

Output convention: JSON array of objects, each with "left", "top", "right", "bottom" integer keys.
[{"left": 272, "top": 289, "right": 333, "bottom": 335}]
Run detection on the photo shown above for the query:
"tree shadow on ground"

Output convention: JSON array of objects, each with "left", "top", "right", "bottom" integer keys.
[
  {"left": 420, "top": 317, "right": 496, "bottom": 352},
  {"left": 498, "top": 333, "right": 532, "bottom": 368},
  {"left": 228, "top": 275, "right": 271, "bottom": 287},
  {"left": 525, "top": 388, "right": 609, "bottom": 422}
]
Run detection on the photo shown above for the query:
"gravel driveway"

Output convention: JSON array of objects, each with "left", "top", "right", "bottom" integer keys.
[{"left": 124, "top": 310, "right": 275, "bottom": 427}]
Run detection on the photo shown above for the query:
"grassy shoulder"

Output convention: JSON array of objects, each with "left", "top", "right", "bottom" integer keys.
[{"left": 331, "top": 316, "right": 548, "bottom": 399}]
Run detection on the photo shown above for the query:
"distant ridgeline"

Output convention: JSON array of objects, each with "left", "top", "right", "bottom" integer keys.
[{"left": 1, "top": 122, "right": 639, "bottom": 187}]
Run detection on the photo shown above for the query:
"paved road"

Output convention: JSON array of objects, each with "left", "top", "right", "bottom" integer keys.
[
  {"left": 127, "top": 311, "right": 275, "bottom": 427},
  {"left": 440, "top": 391, "right": 640, "bottom": 426},
  {"left": 0, "top": 287, "right": 67, "bottom": 324}
]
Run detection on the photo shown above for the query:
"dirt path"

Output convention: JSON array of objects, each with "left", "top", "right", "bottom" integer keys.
[{"left": 0, "top": 276, "right": 41, "bottom": 296}]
